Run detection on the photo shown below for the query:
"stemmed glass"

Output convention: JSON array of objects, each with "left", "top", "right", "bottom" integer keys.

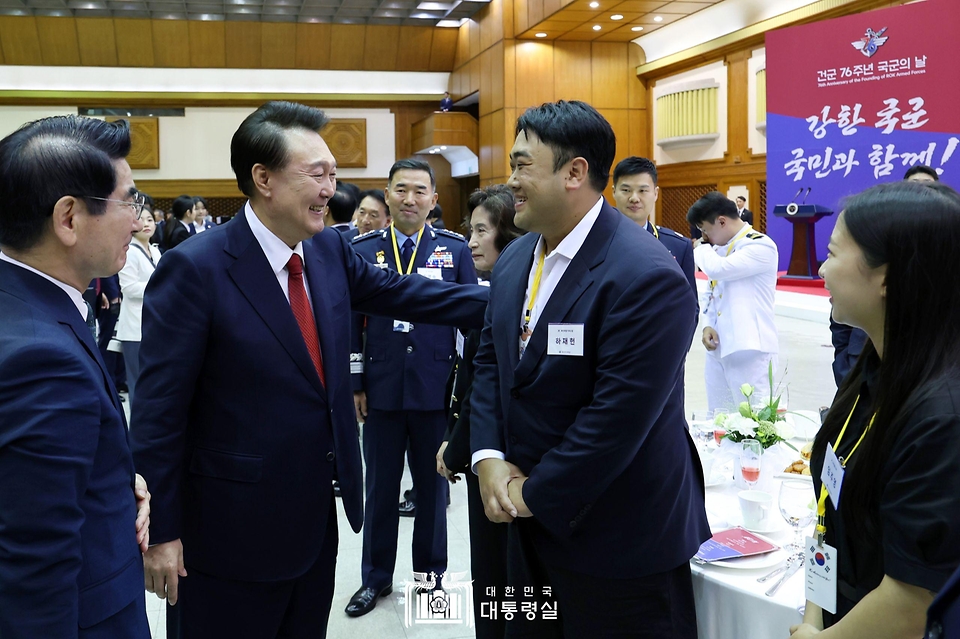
[
  {"left": 689, "top": 411, "right": 713, "bottom": 450},
  {"left": 740, "top": 439, "right": 762, "bottom": 488},
  {"left": 779, "top": 479, "right": 817, "bottom": 554},
  {"left": 713, "top": 408, "right": 728, "bottom": 446}
]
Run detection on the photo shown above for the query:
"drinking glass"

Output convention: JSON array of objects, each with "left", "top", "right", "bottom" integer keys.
[
  {"left": 689, "top": 411, "right": 713, "bottom": 449},
  {"left": 779, "top": 479, "right": 817, "bottom": 554},
  {"left": 740, "top": 439, "right": 761, "bottom": 488},
  {"left": 713, "top": 408, "right": 728, "bottom": 446}
]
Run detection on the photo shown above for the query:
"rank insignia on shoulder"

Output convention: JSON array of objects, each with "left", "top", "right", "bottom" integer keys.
[
  {"left": 746, "top": 232, "right": 764, "bottom": 240},
  {"left": 437, "top": 228, "right": 466, "bottom": 241},
  {"left": 352, "top": 229, "right": 382, "bottom": 242}
]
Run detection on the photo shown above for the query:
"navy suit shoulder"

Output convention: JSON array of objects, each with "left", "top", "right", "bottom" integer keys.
[
  {"left": 0, "top": 262, "right": 145, "bottom": 638},
  {"left": 928, "top": 563, "right": 960, "bottom": 638}
]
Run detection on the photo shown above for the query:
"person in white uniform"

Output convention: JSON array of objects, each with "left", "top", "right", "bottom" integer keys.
[{"left": 687, "top": 191, "right": 779, "bottom": 411}]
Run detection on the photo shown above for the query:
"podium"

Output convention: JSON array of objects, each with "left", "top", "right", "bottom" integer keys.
[{"left": 772, "top": 203, "right": 834, "bottom": 278}]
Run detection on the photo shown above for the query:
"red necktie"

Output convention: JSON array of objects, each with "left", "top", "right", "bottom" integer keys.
[{"left": 286, "top": 254, "right": 326, "bottom": 388}]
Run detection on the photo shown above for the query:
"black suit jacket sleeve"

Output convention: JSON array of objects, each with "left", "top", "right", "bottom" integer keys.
[
  {"left": 676, "top": 238, "right": 699, "bottom": 314},
  {"left": 469, "top": 285, "right": 505, "bottom": 457},
  {"left": 443, "top": 328, "right": 480, "bottom": 474}
]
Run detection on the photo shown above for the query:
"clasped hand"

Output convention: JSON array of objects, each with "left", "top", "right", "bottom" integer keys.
[{"left": 476, "top": 458, "right": 533, "bottom": 523}]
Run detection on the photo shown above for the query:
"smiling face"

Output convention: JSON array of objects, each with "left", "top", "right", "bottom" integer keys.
[
  {"left": 385, "top": 169, "right": 437, "bottom": 236},
  {"left": 613, "top": 172, "right": 658, "bottom": 226},
  {"left": 254, "top": 127, "right": 337, "bottom": 246},
  {"left": 77, "top": 158, "right": 142, "bottom": 277},
  {"left": 819, "top": 213, "right": 887, "bottom": 331},
  {"left": 356, "top": 195, "right": 389, "bottom": 235},
  {"left": 508, "top": 130, "right": 568, "bottom": 235},
  {"left": 467, "top": 205, "right": 501, "bottom": 272}
]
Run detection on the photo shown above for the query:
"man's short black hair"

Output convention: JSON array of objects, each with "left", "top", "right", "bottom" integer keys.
[
  {"left": 359, "top": 189, "right": 387, "bottom": 211},
  {"left": 0, "top": 115, "right": 131, "bottom": 251},
  {"left": 686, "top": 191, "right": 739, "bottom": 227},
  {"left": 231, "top": 101, "right": 330, "bottom": 198},
  {"left": 904, "top": 164, "right": 939, "bottom": 181},
  {"left": 613, "top": 156, "right": 658, "bottom": 186},
  {"left": 141, "top": 193, "right": 155, "bottom": 213},
  {"left": 388, "top": 158, "right": 436, "bottom": 189},
  {"left": 515, "top": 100, "right": 616, "bottom": 193},
  {"left": 328, "top": 181, "right": 360, "bottom": 224},
  {"left": 427, "top": 204, "right": 442, "bottom": 221},
  {"left": 736, "top": 196, "right": 746, "bottom": 204}
]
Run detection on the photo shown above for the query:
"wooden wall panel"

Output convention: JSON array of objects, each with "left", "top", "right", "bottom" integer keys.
[
  {"left": 515, "top": 41, "right": 554, "bottom": 109},
  {"left": 514, "top": 0, "right": 528, "bottom": 38},
  {"left": 528, "top": 0, "right": 544, "bottom": 28},
  {"left": 543, "top": 0, "right": 561, "bottom": 20},
  {"left": 320, "top": 118, "right": 367, "bottom": 168},
  {"left": 261, "top": 22, "right": 296, "bottom": 69},
  {"left": 478, "top": 1, "right": 495, "bottom": 51},
  {"left": 114, "top": 19, "right": 155, "bottom": 67},
  {"left": 429, "top": 28, "right": 458, "bottom": 72},
  {"left": 76, "top": 18, "right": 118, "bottom": 67},
  {"left": 627, "top": 42, "right": 646, "bottom": 110},
  {"left": 479, "top": 113, "right": 493, "bottom": 178},
  {"left": 455, "top": 21, "right": 469, "bottom": 69},
  {"left": 392, "top": 103, "right": 436, "bottom": 159},
  {"left": 479, "top": 48, "right": 494, "bottom": 116},
  {"left": 491, "top": 41, "right": 505, "bottom": 112},
  {"left": 226, "top": 22, "right": 262, "bottom": 69},
  {"left": 152, "top": 20, "right": 190, "bottom": 68},
  {"left": 295, "top": 23, "right": 331, "bottom": 70},
  {"left": 187, "top": 21, "right": 225, "bottom": 68},
  {"left": 329, "top": 25, "right": 365, "bottom": 70},
  {"left": 0, "top": 17, "right": 43, "bottom": 65},
  {"left": 396, "top": 26, "right": 433, "bottom": 72},
  {"left": 494, "top": 108, "right": 511, "bottom": 179},
  {"left": 726, "top": 50, "right": 750, "bottom": 159},
  {"left": 36, "top": 17, "right": 80, "bottom": 66},
  {"left": 554, "top": 41, "right": 591, "bottom": 102},
  {"left": 363, "top": 25, "right": 400, "bottom": 72},
  {"left": 503, "top": 39, "right": 517, "bottom": 109},
  {"left": 591, "top": 42, "right": 627, "bottom": 109},
  {"left": 468, "top": 18, "right": 481, "bottom": 61},
  {"left": 502, "top": 0, "right": 515, "bottom": 40},
  {"left": 628, "top": 107, "right": 648, "bottom": 158}
]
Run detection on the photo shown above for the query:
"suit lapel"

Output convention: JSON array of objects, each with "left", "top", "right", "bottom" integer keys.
[
  {"left": 63, "top": 312, "right": 124, "bottom": 415},
  {"left": 513, "top": 203, "right": 620, "bottom": 384},
  {"left": 503, "top": 236, "right": 537, "bottom": 373},
  {"left": 225, "top": 214, "right": 326, "bottom": 397}
]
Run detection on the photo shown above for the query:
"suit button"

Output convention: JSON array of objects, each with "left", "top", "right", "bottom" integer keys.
[
  {"left": 569, "top": 520, "right": 577, "bottom": 528},
  {"left": 451, "top": 395, "right": 458, "bottom": 403},
  {"left": 326, "top": 452, "right": 335, "bottom": 462},
  {"left": 511, "top": 389, "right": 520, "bottom": 399},
  {"left": 717, "top": 311, "right": 722, "bottom": 316},
  {"left": 510, "top": 436, "right": 517, "bottom": 444},
  {"left": 929, "top": 622, "right": 942, "bottom": 639},
  {"left": 406, "top": 346, "right": 414, "bottom": 354},
  {"left": 453, "top": 413, "right": 460, "bottom": 419}
]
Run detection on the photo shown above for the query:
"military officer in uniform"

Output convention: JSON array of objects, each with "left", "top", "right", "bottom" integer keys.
[
  {"left": 346, "top": 158, "right": 477, "bottom": 617},
  {"left": 612, "top": 156, "right": 697, "bottom": 300},
  {"left": 687, "top": 191, "right": 779, "bottom": 411}
]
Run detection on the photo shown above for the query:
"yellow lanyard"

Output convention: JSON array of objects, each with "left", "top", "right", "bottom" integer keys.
[
  {"left": 390, "top": 222, "right": 424, "bottom": 275},
  {"left": 648, "top": 222, "right": 659, "bottom": 239},
  {"left": 709, "top": 225, "right": 752, "bottom": 289},
  {"left": 815, "top": 394, "right": 875, "bottom": 544},
  {"left": 522, "top": 245, "right": 546, "bottom": 334}
]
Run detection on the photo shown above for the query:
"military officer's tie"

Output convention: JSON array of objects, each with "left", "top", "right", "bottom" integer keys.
[
  {"left": 401, "top": 238, "right": 415, "bottom": 269},
  {"left": 286, "top": 254, "right": 326, "bottom": 387}
]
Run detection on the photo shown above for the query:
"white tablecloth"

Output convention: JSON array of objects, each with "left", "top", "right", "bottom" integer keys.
[{"left": 691, "top": 455, "right": 815, "bottom": 639}]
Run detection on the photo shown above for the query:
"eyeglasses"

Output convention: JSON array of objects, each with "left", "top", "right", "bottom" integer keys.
[{"left": 86, "top": 192, "right": 147, "bottom": 220}]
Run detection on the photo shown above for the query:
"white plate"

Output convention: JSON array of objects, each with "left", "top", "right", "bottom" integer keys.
[
  {"left": 775, "top": 473, "right": 813, "bottom": 482},
  {"left": 788, "top": 411, "right": 821, "bottom": 440},
  {"left": 742, "top": 520, "right": 783, "bottom": 534},
  {"left": 700, "top": 533, "right": 786, "bottom": 570},
  {"left": 704, "top": 476, "right": 727, "bottom": 488}
]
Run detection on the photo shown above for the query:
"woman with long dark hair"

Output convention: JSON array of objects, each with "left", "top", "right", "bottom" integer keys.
[
  {"left": 789, "top": 181, "right": 960, "bottom": 638},
  {"left": 436, "top": 184, "right": 523, "bottom": 638}
]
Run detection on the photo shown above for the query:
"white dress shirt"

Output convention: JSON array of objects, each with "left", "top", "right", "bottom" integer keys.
[
  {"left": 0, "top": 252, "right": 87, "bottom": 319},
  {"left": 472, "top": 196, "right": 604, "bottom": 471},
  {"left": 245, "top": 202, "right": 312, "bottom": 306}
]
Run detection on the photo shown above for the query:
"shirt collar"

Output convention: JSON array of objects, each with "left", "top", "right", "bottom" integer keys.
[
  {"left": 392, "top": 224, "right": 424, "bottom": 247},
  {"left": 539, "top": 196, "right": 604, "bottom": 261},
  {"left": 244, "top": 202, "right": 304, "bottom": 276},
  {"left": 0, "top": 252, "right": 88, "bottom": 319}
]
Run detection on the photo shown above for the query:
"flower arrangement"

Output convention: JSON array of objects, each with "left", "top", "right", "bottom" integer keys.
[{"left": 714, "top": 363, "right": 797, "bottom": 451}]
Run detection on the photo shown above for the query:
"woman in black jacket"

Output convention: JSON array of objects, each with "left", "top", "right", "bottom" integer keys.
[{"left": 436, "top": 184, "right": 523, "bottom": 639}]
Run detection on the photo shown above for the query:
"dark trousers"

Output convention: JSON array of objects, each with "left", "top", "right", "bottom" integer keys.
[
  {"left": 82, "top": 592, "right": 151, "bottom": 639},
  {"left": 170, "top": 496, "right": 338, "bottom": 638},
  {"left": 361, "top": 408, "right": 448, "bottom": 590},
  {"left": 504, "top": 520, "right": 698, "bottom": 639},
  {"left": 121, "top": 341, "right": 140, "bottom": 409},
  {"left": 466, "top": 470, "right": 508, "bottom": 639}
]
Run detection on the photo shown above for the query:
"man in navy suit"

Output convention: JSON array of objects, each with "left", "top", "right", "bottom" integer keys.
[
  {"left": 470, "top": 101, "right": 709, "bottom": 637},
  {"left": 612, "top": 156, "right": 697, "bottom": 301},
  {"left": 345, "top": 158, "right": 476, "bottom": 617},
  {"left": 131, "top": 101, "right": 487, "bottom": 638},
  {"left": 928, "top": 564, "right": 960, "bottom": 638},
  {"left": 0, "top": 115, "right": 151, "bottom": 638}
]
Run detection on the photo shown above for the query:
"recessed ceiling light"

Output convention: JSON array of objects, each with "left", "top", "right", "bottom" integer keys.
[
  {"left": 592, "top": 24, "right": 601, "bottom": 30},
  {"left": 535, "top": 32, "right": 549, "bottom": 38},
  {"left": 653, "top": 15, "right": 663, "bottom": 22},
  {"left": 440, "top": 146, "right": 447, "bottom": 150},
  {"left": 430, "top": 149, "right": 438, "bottom": 154},
  {"left": 588, "top": 1, "right": 599, "bottom": 7},
  {"left": 631, "top": 25, "right": 643, "bottom": 31},
  {"left": 610, "top": 13, "right": 622, "bottom": 20}
]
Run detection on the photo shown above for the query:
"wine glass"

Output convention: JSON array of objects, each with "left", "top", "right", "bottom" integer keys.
[
  {"left": 779, "top": 479, "right": 817, "bottom": 555},
  {"left": 740, "top": 439, "right": 761, "bottom": 488},
  {"left": 689, "top": 410, "right": 713, "bottom": 450},
  {"left": 713, "top": 408, "right": 727, "bottom": 446}
]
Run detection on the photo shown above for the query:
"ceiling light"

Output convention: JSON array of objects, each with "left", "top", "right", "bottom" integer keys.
[
  {"left": 610, "top": 13, "right": 622, "bottom": 20},
  {"left": 588, "top": 1, "right": 598, "bottom": 7},
  {"left": 592, "top": 24, "right": 601, "bottom": 31},
  {"left": 631, "top": 25, "right": 643, "bottom": 31},
  {"left": 430, "top": 149, "right": 438, "bottom": 154},
  {"left": 653, "top": 15, "right": 662, "bottom": 22},
  {"left": 436, "top": 19, "right": 459, "bottom": 26},
  {"left": 440, "top": 146, "right": 447, "bottom": 150},
  {"left": 535, "top": 32, "right": 547, "bottom": 37}
]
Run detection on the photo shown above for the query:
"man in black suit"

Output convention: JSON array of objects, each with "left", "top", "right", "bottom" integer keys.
[
  {"left": 160, "top": 195, "right": 196, "bottom": 252},
  {"left": 470, "top": 100, "right": 708, "bottom": 637},
  {"left": 132, "top": 101, "right": 487, "bottom": 638},
  {"left": 324, "top": 180, "right": 359, "bottom": 234},
  {"left": 735, "top": 195, "right": 754, "bottom": 225}
]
